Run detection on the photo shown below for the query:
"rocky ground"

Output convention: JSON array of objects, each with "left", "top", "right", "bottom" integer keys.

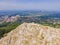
[{"left": 0, "top": 23, "right": 60, "bottom": 45}]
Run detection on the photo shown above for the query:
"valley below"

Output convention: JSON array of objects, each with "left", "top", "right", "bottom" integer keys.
[{"left": 0, "top": 10, "right": 60, "bottom": 45}]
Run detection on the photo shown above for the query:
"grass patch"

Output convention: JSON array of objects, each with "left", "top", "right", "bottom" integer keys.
[{"left": 0, "top": 21, "right": 21, "bottom": 38}]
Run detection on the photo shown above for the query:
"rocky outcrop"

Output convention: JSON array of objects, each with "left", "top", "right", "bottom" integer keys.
[{"left": 0, "top": 23, "right": 60, "bottom": 45}]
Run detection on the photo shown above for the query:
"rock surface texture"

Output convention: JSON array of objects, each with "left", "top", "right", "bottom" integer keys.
[{"left": 0, "top": 23, "right": 60, "bottom": 45}]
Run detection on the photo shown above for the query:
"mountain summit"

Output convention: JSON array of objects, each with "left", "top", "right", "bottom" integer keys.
[{"left": 0, "top": 23, "right": 60, "bottom": 45}]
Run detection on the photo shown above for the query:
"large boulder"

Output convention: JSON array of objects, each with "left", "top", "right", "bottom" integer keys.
[{"left": 0, "top": 23, "right": 60, "bottom": 45}]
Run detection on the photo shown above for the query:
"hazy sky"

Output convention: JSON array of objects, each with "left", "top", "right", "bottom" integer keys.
[{"left": 0, "top": 0, "right": 60, "bottom": 11}]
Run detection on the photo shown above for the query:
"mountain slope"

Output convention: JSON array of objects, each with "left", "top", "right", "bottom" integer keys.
[{"left": 0, "top": 23, "right": 60, "bottom": 45}]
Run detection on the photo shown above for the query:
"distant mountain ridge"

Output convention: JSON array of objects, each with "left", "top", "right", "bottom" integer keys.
[{"left": 0, "top": 10, "right": 60, "bottom": 23}]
